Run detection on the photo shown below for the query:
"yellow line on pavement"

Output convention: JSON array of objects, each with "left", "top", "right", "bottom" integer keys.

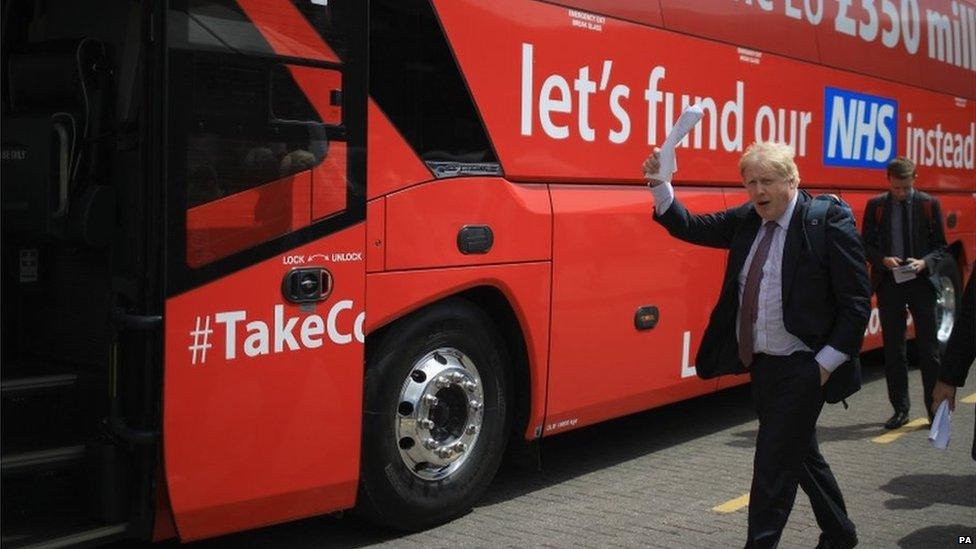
[
  {"left": 871, "top": 418, "right": 929, "bottom": 444},
  {"left": 961, "top": 393, "right": 976, "bottom": 404},
  {"left": 713, "top": 493, "right": 749, "bottom": 513}
]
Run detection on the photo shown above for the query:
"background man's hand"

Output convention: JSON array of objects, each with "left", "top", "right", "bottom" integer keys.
[
  {"left": 906, "top": 257, "right": 926, "bottom": 273},
  {"left": 931, "top": 380, "right": 957, "bottom": 414},
  {"left": 819, "top": 365, "right": 830, "bottom": 386},
  {"left": 882, "top": 257, "right": 902, "bottom": 269},
  {"left": 643, "top": 148, "right": 665, "bottom": 187}
]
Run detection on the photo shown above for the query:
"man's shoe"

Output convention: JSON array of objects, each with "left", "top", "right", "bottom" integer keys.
[
  {"left": 816, "top": 532, "right": 858, "bottom": 549},
  {"left": 884, "top": 410, "right": 909, "bottom": 430}
]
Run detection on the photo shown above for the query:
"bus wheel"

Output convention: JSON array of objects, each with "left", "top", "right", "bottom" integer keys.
[
  {"left": 935, "top": 255, "right": 962, "bottom": 349},
  {"left": 356, "top": 298, "right": 510, "bottom": 531}
]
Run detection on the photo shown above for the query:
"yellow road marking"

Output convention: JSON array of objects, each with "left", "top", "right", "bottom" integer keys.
[
  {"left": 961, "top": 393, "right": 976, "bottom": 404},
  {"left": 871, "top": 418, "right": 929, "bottom": 443},
  {"left": 713, "top": 493, "right": 750, "bottom": 513}
]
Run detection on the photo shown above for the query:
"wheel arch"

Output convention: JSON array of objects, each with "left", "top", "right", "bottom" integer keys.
[
  {"left": 364, "top": 264, "right": 551, "bottom": 442},
  {"left": 364, "top": 284, "right": 534, "bottom": 442},
  {"left": 455, "top": 286, "right": 533, "bottom": 443}
]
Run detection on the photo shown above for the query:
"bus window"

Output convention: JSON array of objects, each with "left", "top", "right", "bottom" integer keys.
[
  {"left": 169, "top": 0, "right": 352, "bottom": 268},
  {"left": 370, "top": 0, "right": 498, "bottom": 168}
]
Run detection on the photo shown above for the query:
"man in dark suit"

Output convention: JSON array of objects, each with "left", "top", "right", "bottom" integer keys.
[
  {"left": 931, "top": 263, "right": 975, "bottom": 460},
  {"left": 860, "top": 157, "right": 947, "bottom": 429},
  {"left": 643, "top": 141, "right": 870, "bottom": 549}
]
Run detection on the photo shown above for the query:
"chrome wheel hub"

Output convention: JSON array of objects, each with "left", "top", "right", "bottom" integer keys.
[
  {"left": 935, "top": 275, "right": 956, "bottom": 343},
  {"left": 395, "top": 348, "right": 484, "bottom": 481}
]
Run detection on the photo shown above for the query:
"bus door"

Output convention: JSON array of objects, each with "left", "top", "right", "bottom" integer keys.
[{"left": 161, "top": 1, "right": 366, "bottom": 540}]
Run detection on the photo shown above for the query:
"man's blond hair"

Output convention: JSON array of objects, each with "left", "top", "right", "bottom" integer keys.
[{"left": 739, "top": 141, "right": 799, "bottom": 183}]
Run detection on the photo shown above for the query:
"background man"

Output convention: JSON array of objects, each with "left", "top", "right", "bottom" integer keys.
[
  {"left": 861, "top": 157, "right": 947, "bottom": 429},
  {"left": 643, "top": 142, "right": 869, "bottom": 549}
]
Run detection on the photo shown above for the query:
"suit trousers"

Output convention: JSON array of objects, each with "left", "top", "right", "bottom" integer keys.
[
  {"left": 877, "top": 276, "right": 940, "bottom": 418},
  {"left": 745, "top": 352, "right": 856, "bottom": 549}
]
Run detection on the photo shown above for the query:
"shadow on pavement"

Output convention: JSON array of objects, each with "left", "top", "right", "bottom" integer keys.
[
  {"left": 479, "top": 382, "right": 759, "bottom": 506},
  {"left": 881, "top": 473, "right": 976, "bottom": 510},
  {"left": 898, "top": 524, "right": 976, "bottom": 548},
  {"left": 725, "top": 422, "right": 885, "bottom": 448}
]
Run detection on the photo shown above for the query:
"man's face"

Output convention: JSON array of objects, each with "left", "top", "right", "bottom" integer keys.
[
  {"left": 888, "top": 174, "right": 915, "bottom": 201},
  {"left": 742, "top": 163, "right": 798, "bottom": 221}
]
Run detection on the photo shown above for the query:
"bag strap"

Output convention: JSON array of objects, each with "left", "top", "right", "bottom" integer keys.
[{"left": 805, "top": 197, "right": 831, "bottom": 263}]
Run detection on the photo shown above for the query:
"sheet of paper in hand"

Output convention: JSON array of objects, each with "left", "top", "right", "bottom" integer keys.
[
  {"left": 645, "top": 104, "right": 704, "bottom": 182},
  {"left": 892, "top": 264, "right": 917, "bottom": 284},
  {"left": 928, "top": 400, "right": 951, "bottom": 449}
]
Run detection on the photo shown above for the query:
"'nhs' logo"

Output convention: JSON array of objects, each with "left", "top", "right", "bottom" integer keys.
[{"left": 823, "top": 87, "right": 897, "bottom": 169}]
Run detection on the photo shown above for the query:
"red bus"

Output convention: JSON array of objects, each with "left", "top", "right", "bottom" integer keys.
[{"left": 2, "top": 0, "right": 973, "bottom": 545}]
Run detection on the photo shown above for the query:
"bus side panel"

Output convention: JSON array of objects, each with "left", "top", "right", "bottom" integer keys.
[
  {"left": 434, "top": 0, "right": 975, "bottom": 191},
  {"left": 163, "top": 227, "right": 365, "bottom": 540},
  {"left": 385, "top": 178, "right": 551, "bottom": 270},
  {"left": 367, "top": 197, "right": 386, "bottom": 273},
  {"left": 659, "top": 0, "right": 821, "bottom": 64},
  {"left": 940, "top": 193, "right": 976, "bottom": 239},
  {"left": 365, "top": 262, "right": 551, "bottom": 440},
  {"left": 367, "top": 99, "right": 432, "bottom": 200},
  {"left": 544, "top": 186, "right": 724, "bottom": 434},
  {"left": 547, "top": 0, "right": 663, "bottom": 26}
]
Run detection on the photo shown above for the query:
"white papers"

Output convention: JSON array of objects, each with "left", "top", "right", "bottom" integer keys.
[
  {"left": 645, "top": 104, "right": 704, "bottom": 181},
  {"left": 928, "top": 400, "right": 951, "bottom": 449},
  {"left": 892, "top": 264, "right": 917, "bottom": 284}
]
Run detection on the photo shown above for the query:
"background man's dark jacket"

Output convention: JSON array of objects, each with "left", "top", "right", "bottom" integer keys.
[
  {"left": 653, "top": 192, "right": 871, "bottom": 387},
  {"left": 861, "top": 191, "right": 947, "bottom": 291}
]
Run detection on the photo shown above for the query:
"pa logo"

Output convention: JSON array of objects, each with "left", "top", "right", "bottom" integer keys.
[{"left": 959, "top": 535, "right": 973, "bottom": 544}]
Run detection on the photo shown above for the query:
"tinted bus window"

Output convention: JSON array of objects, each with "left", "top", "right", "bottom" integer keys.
[
  {"left": 370, "top": 0, "right": 497, "bottom": 164},
  {"left": 169, "top": 0, "right": 353, "bottom": 268}
]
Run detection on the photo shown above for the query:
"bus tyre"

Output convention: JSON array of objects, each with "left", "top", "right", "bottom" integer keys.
[
  {"left": 356, "top": 298, "right": 511, "bottom": 531},
  {"left": 935, "top": 255, "right": 962, "bottom": 353}
]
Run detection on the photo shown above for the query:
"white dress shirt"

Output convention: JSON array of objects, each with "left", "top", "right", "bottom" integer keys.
[{"left": 650, "top": 181, "right": 849, "bottom": 372}]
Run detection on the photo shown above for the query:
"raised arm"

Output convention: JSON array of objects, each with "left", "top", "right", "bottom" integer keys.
[{"left": 643, "top": 149, "right": 739, "bottom": 250}]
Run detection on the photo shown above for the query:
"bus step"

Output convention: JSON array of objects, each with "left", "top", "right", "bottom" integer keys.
[
  {"left": 1, "top": 374, "right": 79, "bottom": 396},
  {"left": 1, "top": 522, "right": 129, "bottom": 549},
  {"left": 2, "top": 372, "right": 89, "bottom": 444},
  {"left": 1, "top": 446, "right": 86, "bottom": 476}
]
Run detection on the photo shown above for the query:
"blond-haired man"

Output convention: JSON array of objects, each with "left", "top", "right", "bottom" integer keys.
[{"left": 644, "top": 142, "right": 870, "bottom": 549}]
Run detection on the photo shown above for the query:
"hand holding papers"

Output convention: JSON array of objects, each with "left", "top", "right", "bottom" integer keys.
[
  {"left": 892, "top": 263, "right": 917, "bottom": 284},
  {"left": 928, "top": 400, "right": 951, "bottom": 449},
  {"left": 644, "top": 104, "right": 704, "bottom": 182}
]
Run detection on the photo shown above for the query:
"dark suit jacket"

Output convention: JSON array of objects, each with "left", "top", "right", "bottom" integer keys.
[
  {"left": 861, "top": 191, "right": 947, "bottom": 292},
  {"left": 653, "top": 191, "right": 871, "bottom": 381}
]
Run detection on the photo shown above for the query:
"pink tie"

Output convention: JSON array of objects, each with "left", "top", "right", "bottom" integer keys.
[{"left": 739, "top": 222, "right": 778, "bottom": 368}]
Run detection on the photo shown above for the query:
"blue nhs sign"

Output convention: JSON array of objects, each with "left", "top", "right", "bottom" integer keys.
[{"left": 823, "top": 87, "right": 897, "bottom": 169}]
